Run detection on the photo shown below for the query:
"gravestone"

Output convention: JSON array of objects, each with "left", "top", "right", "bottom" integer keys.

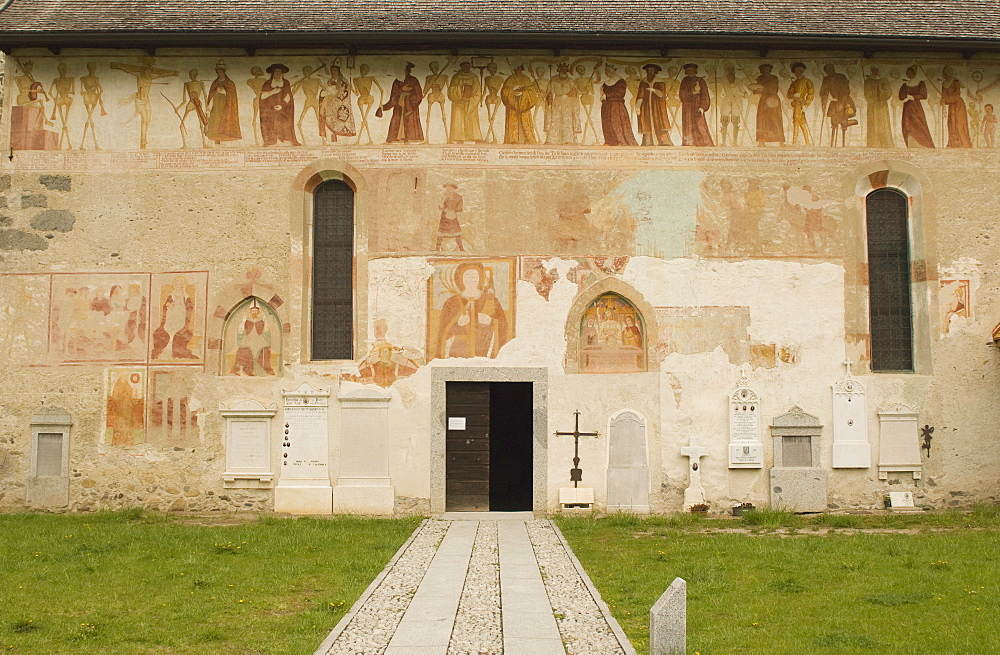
[
  {"left": 334, "top": 387, "right": 394, "bottom": 515},
  {"left": 831, "top": 360, "right": 871, "bottom": 468},
  {"left": 888, "top": 491, "right": 919, "bottom": 510},
  {"left": 275, "top": 382, "right": 333, "bottom": 514},
  {"left": 606, "top": 410, "right": 650, "bottom": 513},
  {"left": 221, "top": 399, "right": 276, "bottom": 489},
  {"left": 27, "top": 408, "right": 71, "bottom": 509},
  {"left": 877, "top": 404, "right": 922, "bottom": 479},
  {"left": 728, "top": 374, "right": 763, "bottom": 468},
  {"left": 650, "top": 577, "right": 686, "bottom": 655},
  {"left": 680, "top": 438, "right": 709, "bottom": 510},
  {"left": 769, "top": 406, "right": 827, "bottom": 513}
]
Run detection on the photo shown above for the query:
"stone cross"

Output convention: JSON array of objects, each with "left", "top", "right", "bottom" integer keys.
[
  {"left": 555, "top": 410, "right": 600, "bottom": 488},
  {"left": 844, "top": 358, "right": 854, "bottom": 377},
  {"left": 680, "top": 437, "right": 709, "bottom": 509}
]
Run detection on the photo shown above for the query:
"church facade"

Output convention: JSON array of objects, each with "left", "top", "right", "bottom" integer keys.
[{"left": 0, "top": 3, "right": 998, "bottom": 515}]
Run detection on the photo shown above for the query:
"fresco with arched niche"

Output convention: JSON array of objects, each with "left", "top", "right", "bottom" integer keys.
[
  {"left": 579, "top": 292, "right": 645, "bottom": 373},
  {"left": 221, "top": 297, "right": 281, "bottom": 376}
]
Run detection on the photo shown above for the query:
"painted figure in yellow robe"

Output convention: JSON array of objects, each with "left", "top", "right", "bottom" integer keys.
[{"left": 502, "top": 64, "right": 539, "bottom": 145}]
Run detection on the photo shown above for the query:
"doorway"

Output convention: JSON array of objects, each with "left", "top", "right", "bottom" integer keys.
[{"left": 445, "top": 381, "right": 533, "bottom": 511}]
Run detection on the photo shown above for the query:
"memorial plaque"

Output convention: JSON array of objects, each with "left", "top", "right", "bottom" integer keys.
[
  {"left": 832, "top": 362, "right": 871, "bottom": 468},
  {"left": 878, "top": 404, "right": 921, "bottom": 478},
  {"left": 888, "top": 491, "right": 915, "bottom": 508},
  {"left": 728, "top": 376, "right": 763, "bottom": 468},
  {"left": 221, "top": 399, "right": 276, "bottom": 488},
  {"left": 36, "top": 433, "right": 63, "bottom": 477},
  {"left": 282, "top": 383, "right": 331, "bottom": 480},
  {"left": 229, "top": 421, "right": 268, "bottom": 470},
  {"left": 781, "top": 436, "right": 812, "bottom": 467}
]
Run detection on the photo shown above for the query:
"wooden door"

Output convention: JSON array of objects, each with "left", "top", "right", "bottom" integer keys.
[{"left": 445, "top": 382, "right": 490, "bottom": 511}]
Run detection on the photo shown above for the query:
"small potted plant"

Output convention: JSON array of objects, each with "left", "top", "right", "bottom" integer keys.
[
  {"left": 689, "top": 503, "right": 710, "bottom": 514},
  {"left": 732, "top": 502, "right": 755, "bottom": 517}
]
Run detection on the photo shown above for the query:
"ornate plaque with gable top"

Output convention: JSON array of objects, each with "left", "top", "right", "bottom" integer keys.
[
  {"left": 728, "top": 373, "right": 763, "bottom": 468},
  {"left": 831, "top": 360, "right": 871, "bottom": 468}
]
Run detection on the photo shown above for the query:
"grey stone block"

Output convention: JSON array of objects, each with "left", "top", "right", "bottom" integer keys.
[
  {"left": 650, "top": 577, "right": 686, "bottom": 655},
  {"left": 30, "top": 209, "right": 75, "bottom": 232},
  {"left": 770, "top": 467, "right": 828, "bottom": 513},
  {"left": 21, "top": 194, "right": 47, "bottom": 208},
  {"left": 39, "top": 174, "right": 72, "bottom": 191},
  {"left": 0, "top": 229, "right": 48, "bottom": 251}
]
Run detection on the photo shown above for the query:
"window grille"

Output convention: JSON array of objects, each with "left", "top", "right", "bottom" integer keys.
[
  {"left": 312, "top": 179, "right": 354, "bottom": 360},
  {"left": 866, "top": 188, "right": 913, "bottom": 372}
]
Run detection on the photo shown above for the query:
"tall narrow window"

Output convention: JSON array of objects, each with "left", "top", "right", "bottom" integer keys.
[
  {"left": 312, "top": 179, "right": 354, "bottom": 360},
  {"left": 866, "top": 188, "right": 912, "bottom": 372}
]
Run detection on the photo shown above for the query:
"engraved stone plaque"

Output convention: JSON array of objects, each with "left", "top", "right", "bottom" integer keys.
[
  {"left": 221, "top": 399, "right": 276, "bottom": 489},
  {"left": 729, "top": 375, "right": 763, "bottom": 468},
  {"left": 282, "top": 383, "right": 331, "bottom": 480},
  {"left": 832, "top": 362, "right": 871, "bottom": 468}
]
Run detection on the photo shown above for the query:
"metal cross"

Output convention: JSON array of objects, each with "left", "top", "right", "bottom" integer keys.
[{"left": 554, "top": 410, "right": 600, "bottom": 488}]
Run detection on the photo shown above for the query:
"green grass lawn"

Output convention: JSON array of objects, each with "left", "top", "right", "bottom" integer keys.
[
  {"left": 0, "top": 510, "right": 421, "bottom": 654},
  {"left": 557, "top": 507, "right": 1000, "bottom": 655}
]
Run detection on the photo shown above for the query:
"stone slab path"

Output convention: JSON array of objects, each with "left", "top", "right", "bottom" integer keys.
[{"left": 316, "top": 514, "right": 634, "bottom": 655}]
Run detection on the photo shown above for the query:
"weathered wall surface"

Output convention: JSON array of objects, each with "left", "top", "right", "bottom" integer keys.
[{"left": 0, "top": 48, "right": 998, "bottom": 514}]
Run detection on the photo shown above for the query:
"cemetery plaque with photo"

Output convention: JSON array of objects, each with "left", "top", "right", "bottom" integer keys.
[
  {"left": 282, "top": 383, "right": 331, "bottom": 480},
  {"left": 729, "top": 377, "right": 763, "bottom": 468}
]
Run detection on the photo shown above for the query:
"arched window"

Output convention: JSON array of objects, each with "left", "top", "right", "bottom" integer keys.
[
  {"left": 866, "top": 188, "right": 912, "bottom": 372},
  {"left": 312, "top": 179, "right": 354, "bottom": 360}
]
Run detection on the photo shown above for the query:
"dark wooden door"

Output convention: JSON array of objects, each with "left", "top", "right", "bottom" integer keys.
[{"left": 445, "top": 382, "right": 491, "bottom": 511}]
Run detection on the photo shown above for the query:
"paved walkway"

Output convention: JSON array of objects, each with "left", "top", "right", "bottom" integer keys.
[{"left": 316, "top": 513, "right": 633, "bottom": 655}]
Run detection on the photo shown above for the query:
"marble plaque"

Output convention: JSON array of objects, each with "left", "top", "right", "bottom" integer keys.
[
  {"left": 282, "top": 383, "right": 331, "bottom": 480},
  {"left": 832, "top": 366, "right": 871, "bottom": 468},
  {"left": 877, "top": 404, "right": 921, "bottom": 478},
  {"left": 729, "top": 377, "right": 763, "bottom": 468},
  {"left": 221, "top": 399, "right": 276, "bottom": 488},
  {"left": 888, "top": 491, "right": 915, "bottom": 508}
]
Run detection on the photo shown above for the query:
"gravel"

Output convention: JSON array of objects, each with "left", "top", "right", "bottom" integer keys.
[
  {"left": 526, "top": 519, "right": 627, "bottom": 655},
  {"left": 447, "top": 520, "right": 502, "bottom": 655},
  {"left": 324, "top": 519, "right": 450, "bottom": 655}
]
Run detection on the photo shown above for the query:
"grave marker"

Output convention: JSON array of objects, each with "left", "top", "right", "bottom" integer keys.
[{"left": 729, "top": 372, "right": 763, "bottom": 468}]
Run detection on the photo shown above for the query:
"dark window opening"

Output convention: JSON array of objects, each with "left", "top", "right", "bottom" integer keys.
[
  {"left": 312, "top": 179, "right": 354, "bottom": 360},
  {"left": 866, "top": 188, "right": 913, "bottom": 372}
]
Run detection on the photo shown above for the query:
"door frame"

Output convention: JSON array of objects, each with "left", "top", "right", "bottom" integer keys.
[{"left": 431, "top": 367, "right": 547, "bottom": 515}]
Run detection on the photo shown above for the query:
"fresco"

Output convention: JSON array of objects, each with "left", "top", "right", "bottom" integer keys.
[
  {"left": 48, "top": 273, "right": 149, "bottom": 363},
  {"left": 14, "top": 53, "right": 1000, "bottom": 152},
  {"left": 104, "top": 367, "right": 145, "bottom": 447},
  {"left": 655, "top": 306, "right": 751, "bottom": 365},
  {"left": 341, "top": 319, "right": 425, "bottom": 388},
  {"left": 519, "top": 255, "right": 630, "bottom": 300},
  {"left": 147, "top": 369, "right": 199, "bottom": 449},
  {"left": 579, "top": 292, "right": 645, "bottom": 373},
  {"left": 149, "top": 272, "right": 207, "bottom": 365},
  {"left": 221, "top": 296, "right": 281, "bottom": 376},
  {"left": 427, "top": 258, "right": 514, "bottom": 360},
  {"left": 940, "top": 279, "right": 971, "bottom": 334}
]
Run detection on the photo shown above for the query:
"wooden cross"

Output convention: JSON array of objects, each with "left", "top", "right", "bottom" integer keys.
[{"left": 554, "top": 410, "right": 600, "bottom": 488}]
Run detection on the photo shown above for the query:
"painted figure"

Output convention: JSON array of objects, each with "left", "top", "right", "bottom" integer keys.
[
  {"left": 718, "top": 63, "right": 748, "bottom": 146},
  {"left": 449, "top": 61, "right": 484, "bottom": 143},
  {"left": 11, "top": 59, "right": 57, "bottom": 150},
  {"left": 786, "top": 62, "right": 814, "bottom": 146},
  {"left": 544, "top": 62, "right": 581, "bottom": 145},
  {"left": 940, "top": 66, "right": 972, "bottom": 148},
  {"left": 899, "top": 66, "right": 934, "bottom": 148},
  {"left": 484, "top": 62, "right": 505, "bottom": 143},
  {"left": 600, "top": 64, "right": 638, "bottom": 146},
  {"left": 424, "top": 60, "right": 450, "bottom": 140},
  {"left": 292, "top": 65, "right": 324, "bottom": 143},
  {"left": 151, "top": 276, "right": 197, "bottom": 360},
  {"left": 79, "top": 62, "right": 106, "bottom": 150},
  {"left": 110, "top": 57, "right": 179, "bottom": 150},
  {"left": 502, "top": 64, "right": 539, "bottom": 144},
  {"left": 246, "top": 66, "right": 266, "bottom": 146},
  {"left": 436, "top": 183, "right": 465, "bottom": 251},
  {"left": 636, "top": 63, "right": 672, "bottom": 146},
  {"left": 622, "top": 315, "right": 642, "bottom": 347},
  {"left": 381, "top": 62, "right": 424, "bottom": 144},
  {"left": 177, "top": 69, "right": 208, "bottom": 148},
  {"left": 437, "top": 262, "right": 509, "bottom": 358},
  {"left": 819, "top": 64, "right": 857, "bottom": 147},
  {"left": 624, "top": 65, "right": 642, "bottom": 123},
  {"left": 319, "top": 64, "right": 356, "bottom": 144},
  {"left": 48, "top": 63, "right": 75, "bottom": 150},
  {"left": 751, "top": 63, "right": 784, "bottom": 145},
  {"left": 983, "top": 103, "right": 997, "bottom": 147},
  {"left": 353, "top": 64, "right": 385, "bottom": 146},
  {"left": 575, "top": 63, "right": 602, "bottom": 143},
  {"left": 230, "top": 300, "right": 275, "bottom": 376},
  {"left": 679, "top": 63, "right": 713, "bottom": 146},
  {"left": 260, "top": 63, "right": 300, "bottom": 146},
  {"left": 205, "top": 61, "right": 242, "bottom": 144},
  {"left": 864, "top": 66, "right": 894, "bottom": 148},
  {"left": 107, "top": 370, "right": 143, "bottom": 447}
]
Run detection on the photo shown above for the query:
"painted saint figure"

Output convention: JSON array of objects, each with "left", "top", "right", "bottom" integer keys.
[
  {"left": 751, "top": 63, "right": 784, "bottom": 146},
  {"left": 319, "top": 64, "right": 356, "bottom": 144},
  {"left": 448, "top": 61, "right": 484, "bottom": 143},
  {"left": 819, "top": 64, "right": 857, "bottom": 147},
  {"left": 436, "top": 183, "right": 465, "bottom": 251},
  {"left": 151, "top": 276, "right": 197, "bottom": 360},
  {"left": 899, "top": 66, "right": 935, "bottom": 148},
  {"left": 109, "top": 57, "right": 179, "bottom": 150},
  {"left": 260, "top": 63, "right": 300, "bottom": 146},
  {"left": 437, "top": 262, "right": 509, "bottom": 359},
  {"left": 786, "top": 62, "right": 814, "bottom": 146},
  {"left": 544, "top": 62, "right": 581, "bottom": 145},
  {"left": 205, "top": 61, "right": 242, "bottom": 144},
  {"left": 678, "top": 63, "right": 713, "bottom": 146},
  {"left": 502, "top": 64, "right": 539, "bottom": 145},
  {"left": 79, "top": 62, "right": 106, "bottom": 150},
  {"left": 864, "top": 66, "right": 894, "bottom": 148},
  {"left": 230, "top": 300, "right": 275, "bottom": 376},
  {"left": 600, "top": 64, "right": 638, "bottom": 146},
  {"left": 635, "top": 63, "right": 672, "bottom": 146},
  {"left": 381, "top": 62, "right": 424, "bottom": 144},
  {"left": 940, "top": 66, "right": 972, "bottom": 148}
]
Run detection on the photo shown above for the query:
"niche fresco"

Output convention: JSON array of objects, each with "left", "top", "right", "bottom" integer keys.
[
  {"left": 221, "top": 297, "right": 281, "bottom": 376},
  {"left": 579, "top": 292, "right": 645, "bottom": 373}
]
